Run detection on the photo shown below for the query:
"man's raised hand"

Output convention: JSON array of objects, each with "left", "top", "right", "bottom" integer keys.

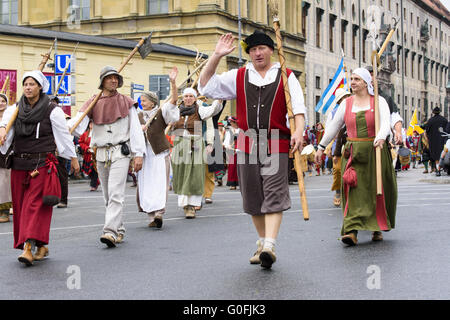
[
  {"left": 169, "top": 66, "right": 178, "bottom": 83},
  {"left": 214, "top": 33, "right": 236, "bottom": 58}
]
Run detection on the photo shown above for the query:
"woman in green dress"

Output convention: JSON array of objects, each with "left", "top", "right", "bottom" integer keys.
[{"left": 315, "top": 68, "right": 397, "bottom": 246}]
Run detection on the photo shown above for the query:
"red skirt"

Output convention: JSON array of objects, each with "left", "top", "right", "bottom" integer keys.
[
  {"left": 12, "top": 166, "right": 54, "bottom": 250},
  {"left": 227, "top": 152, "right": 238, "bottom": 186}
]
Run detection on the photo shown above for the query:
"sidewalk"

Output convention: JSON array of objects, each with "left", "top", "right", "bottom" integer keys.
[{"left": 396, "top": 164, "right": 450, "bottom": 184}]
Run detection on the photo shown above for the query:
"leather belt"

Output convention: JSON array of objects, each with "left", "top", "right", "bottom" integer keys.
[{"left": 14, "top": 152, "right": 55, "bottom": 159}]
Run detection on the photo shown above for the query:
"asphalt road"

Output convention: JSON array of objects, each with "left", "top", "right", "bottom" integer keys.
[{"left": 0, "top": 166, "right": 449, "bottom": 300}]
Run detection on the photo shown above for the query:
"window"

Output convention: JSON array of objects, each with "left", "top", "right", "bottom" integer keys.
[
  {"left": 69, "top": 0, "right": 90, "bottom": 20},
  {"left": 302, "top": 4, "right": 308, "bottom": 37},
  {"left": 315, "top": 76, "right": 321, "bottom": 89},
  {"left": 0, "top": 0, "right": 18, "bottom": 24},
  {"left": 362, "top": 30, "right": 368, "bottom": 63},
  {"left": 352, "top": 26, "right": 358, "bottom": 59},
  {"left": 411, "top": 55, "right": 414, "bottom": 78},
  {"left": 329, "top": 15, "right": 336, "bottom": 52},
  {"left": 149, "top": 75, "right": 170, "bottom": 100},
  {"left": 316, "top": 9, "right": 323, "bottom": 48},
  {"left": 147, "top": 0, "right": 168, "bottom": 14},
  {"left": 341, "top": 21, "right": 347, "bottom": 54}
]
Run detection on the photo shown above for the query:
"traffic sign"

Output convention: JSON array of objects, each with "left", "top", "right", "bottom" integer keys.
[
  {"left": 55, "top": 54, "right": 75, "bottom": 74},
  {"left": 56, "top": 75, "right": 74, "bottom": 95}
]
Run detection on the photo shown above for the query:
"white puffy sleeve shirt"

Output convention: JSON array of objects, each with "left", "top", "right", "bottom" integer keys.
[
  {"left": 198, "top": 62, "right": 307, "bottom": 123},
  {"left": 1, "top": 105, "right": 77, "bottom": 159}
]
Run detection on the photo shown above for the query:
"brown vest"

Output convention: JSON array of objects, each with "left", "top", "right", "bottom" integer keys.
[
  {"left": 172, "top": 105, "right": 202, "bottom": 135},
  {"left": 138, "top": 109, "right": 171, "bottom": 155},
  {"left": 12, "top": 103, "right": 57, "bottom": 170}
]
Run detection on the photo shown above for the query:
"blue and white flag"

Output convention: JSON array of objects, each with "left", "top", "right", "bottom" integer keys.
[{"left": 315, "top": 58, "right": 346, "bottom": 115}]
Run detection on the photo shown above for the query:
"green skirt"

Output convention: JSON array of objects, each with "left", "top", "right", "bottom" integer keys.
[
  {"left": 171, "top": 136, "right": 205, "bottom": 196},
  {"left": 340, "top": 140, "right": 397, "bottom": 235}
]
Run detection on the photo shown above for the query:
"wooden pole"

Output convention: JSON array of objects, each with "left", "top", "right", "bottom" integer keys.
[
  {"left": 372, "top": 52, "right": 383, "bottom": 195},
  {"left": 1, "top": 75, "right": 10, "bottom": 94},
  {"left": 70, "top": 38, "right": 147, "bottom": 134},
  {"left": 269, "top": 1, "right": 309, "bottom": 220}
]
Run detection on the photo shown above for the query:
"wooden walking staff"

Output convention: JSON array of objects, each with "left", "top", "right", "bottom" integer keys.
[
  {"left": 1, "top": 75, "right": 10, "bottom": 94},
  {"left": 1, "top": 39, "right": 56, "bottom": 142},
  {"left": 368, "top": 7, "right": 399, "bottom": 195},
  {"left": 268, "top": 0, "right": 309, "bottom": 221},
  {"left": 70, "top": 33, "right": 153, "bottom": 134}
]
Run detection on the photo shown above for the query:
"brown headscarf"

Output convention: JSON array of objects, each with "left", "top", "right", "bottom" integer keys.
[{"left": 80, "top": 91, "right": 136, "bottom": 125}]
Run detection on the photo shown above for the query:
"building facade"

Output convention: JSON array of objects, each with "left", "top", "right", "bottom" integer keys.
[
  {"left": 0, "top": 24, "right": 202, "bottom": 114},
  {"left": 7, "top": 0, "right": 306, "bottom": 118},
  {"left": 1, "top": 0, "right": 449, "bottom": 124},
  {"left": 303, "top": 0, "right": 450, "bottom": 125}
]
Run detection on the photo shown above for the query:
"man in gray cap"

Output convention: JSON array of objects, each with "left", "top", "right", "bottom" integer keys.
[{"left": 69, "top": 66, "right": 146, "bottom": 248}]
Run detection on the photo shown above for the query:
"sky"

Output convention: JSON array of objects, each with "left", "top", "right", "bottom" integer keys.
[{"left": 442, "top": 0, "right": 450, "bottom": 12}]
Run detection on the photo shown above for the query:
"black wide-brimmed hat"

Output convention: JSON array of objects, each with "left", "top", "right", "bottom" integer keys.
[
  {"left": 242, "top": 30, "right": 275, "bottom": 54},
  {"left": 432, "top": 107, "right": 441, "bottom": 114}
]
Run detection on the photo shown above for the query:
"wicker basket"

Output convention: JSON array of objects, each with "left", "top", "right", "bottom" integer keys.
[{"left": 399, "top": 155, "right": 410, "bottom": 165}]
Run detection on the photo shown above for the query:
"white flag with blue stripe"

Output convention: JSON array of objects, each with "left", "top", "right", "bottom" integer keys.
[{"left": 315, "top": 58, "right": 346, "bottom": 115}]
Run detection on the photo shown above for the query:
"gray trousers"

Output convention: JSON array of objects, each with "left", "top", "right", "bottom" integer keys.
[{"left": 97, "top": 157, "right": 130, "bottom": 240}]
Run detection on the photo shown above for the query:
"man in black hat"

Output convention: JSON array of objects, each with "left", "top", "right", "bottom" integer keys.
[
  {"left": 423, "top": 107, "right": 448, "bottom": 176},
  {"left": 199, "top": 31, "right": 306, "bottom": 269}
]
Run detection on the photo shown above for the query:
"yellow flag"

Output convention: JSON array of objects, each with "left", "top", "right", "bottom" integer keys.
[{"left": 406, "top": 108, "right": 424, "bottom": 136}]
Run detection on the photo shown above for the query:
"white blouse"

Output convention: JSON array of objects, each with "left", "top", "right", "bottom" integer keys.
[{"left": 318, "top": 96, "right": 391, "bottom": 150}]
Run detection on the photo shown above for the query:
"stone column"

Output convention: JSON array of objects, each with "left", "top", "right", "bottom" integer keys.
[
  {"left": 94, "top": 0, "right": 102, "bottom": 18},
  {"left": 173, "top": 0, "right": 183, "bottom": 12},
  {"left": 21, "top": 0, "right": 30, "bottom": 25},
  {"left": 197, "top": 0, "right": 219, "bottom": 11},
  {"left": 54, "top": 0, "right": 62, "bottom": 22},
  {"left": 130, "top": 0, "right": 138, "bottom": 16}
]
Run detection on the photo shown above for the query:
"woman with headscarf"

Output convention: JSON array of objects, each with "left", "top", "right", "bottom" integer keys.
[
  {"left": 170, "top": 87, "right": 222, "bottom": 219},
  {"left": 0, "top": 93, "right": 12, "bottom": 223},
  {"left": 136, "top": 67, "right": 179, "bottom": 228},
  {"left": 0, "top": 70, "right": 80, "bottom": 266},
  {"left": 315, "top": 68, "right": 396, "bottom": 246}
]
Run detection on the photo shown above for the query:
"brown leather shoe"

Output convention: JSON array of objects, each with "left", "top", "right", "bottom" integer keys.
[
  {"left": 116, "top": 234, "right": 124, "bottom": 244},
  {"left": 0, "top": 212, "right": 9, "bottom": 223},
  {"left": 333, "top": 196, "right": 341, "bottom": 207},
  {"left": 372, "top": 231, "right": 383, "bottom": 241},
  {"left": 100, "top": 234, "right": 116, "bottom": 248},
  {"left": 154, "top": 216, "right": 163, "bottom": 228},
  {"left": 341, "top": 232, "right": 358, "bottom": 246},
  {"left": 184, "top": 206, "right": 196, "bottom": 219},
  {"left": 34, "top": 246, "right": 49, "bottom": 261},
  {"left": 259, "top": 247, "right": 276, "bottom": 269},
  {"left": 18, "top": 242, "right": 34, "bottom": 266},
  {"left": 249, "top": 240, "right": 264, "bottom": 264}
]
